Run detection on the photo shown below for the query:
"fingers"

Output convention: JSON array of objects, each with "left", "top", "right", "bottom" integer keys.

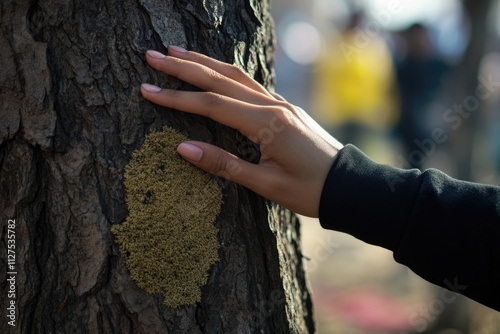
[
  {"left": 177, "top": 141, "right": 265, "bottom": 191},
  {"left": 145, "top": 50, "right": 273, "bottom": 106},
  {"left": 167, "top": 46, "right": 275, "bottom": 99},
  {"left": 270, "top": 92, "right": 286, "bottom": 101},
  {"left": 142, "top": 48, "right": 285, "bottom": 136},
  {"left": 140, "top": 84, "right": 271, "bottom": 136},
  {"left": 177, "top": 141, "right": 323, "bottom": 217}
]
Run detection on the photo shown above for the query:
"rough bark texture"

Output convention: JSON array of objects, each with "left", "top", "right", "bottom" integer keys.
[{"left": 0, "top": 0, "right": 315, "bottom": 333}]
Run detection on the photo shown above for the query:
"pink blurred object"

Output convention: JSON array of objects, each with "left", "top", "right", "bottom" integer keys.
[{"left": 314, "top": 287, "right": 416, "bottom": 332}]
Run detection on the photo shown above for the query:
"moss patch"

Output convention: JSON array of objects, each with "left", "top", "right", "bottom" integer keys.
[{"left": 112, "top": 126, "right": 222, "bottom": 308}]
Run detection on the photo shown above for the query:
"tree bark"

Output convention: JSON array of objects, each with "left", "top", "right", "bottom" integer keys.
[{"left": 0, "top": 0, "right": 315, "bottom": 333}]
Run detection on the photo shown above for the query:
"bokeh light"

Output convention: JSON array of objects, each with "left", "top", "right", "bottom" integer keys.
[{"left": 279, "top": 21, "right": 323, "bottom": 65}]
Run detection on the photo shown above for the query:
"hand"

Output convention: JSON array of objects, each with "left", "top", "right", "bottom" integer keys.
[{"left": 140, "top": 46, "right": 343, "bottom": 217}]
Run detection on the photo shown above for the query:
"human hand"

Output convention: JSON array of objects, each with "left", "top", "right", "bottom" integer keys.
[{"left": 140, "top": 46, "right": 343, "bottom": 217}]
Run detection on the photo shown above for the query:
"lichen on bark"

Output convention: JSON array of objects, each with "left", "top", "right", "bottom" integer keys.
[{"left": 112, "top": 126, "right": 223, "bottom": 308}]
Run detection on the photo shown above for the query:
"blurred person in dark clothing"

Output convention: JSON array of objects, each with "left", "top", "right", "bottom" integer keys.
[{"left": 394, "top": 23, "right": 450, "bottom": 169}]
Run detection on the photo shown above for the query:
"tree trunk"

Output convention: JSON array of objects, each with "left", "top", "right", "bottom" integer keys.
[
  {"left": 0, "top": 0, "right": 315, "bottom": 333},
  {"left": 443, "top": 0, "right": 494, "bottom": 180}
]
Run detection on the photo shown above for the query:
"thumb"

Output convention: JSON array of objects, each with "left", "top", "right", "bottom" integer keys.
[{"left": 176, "top": 141, "right": 260, "bottom": 186}]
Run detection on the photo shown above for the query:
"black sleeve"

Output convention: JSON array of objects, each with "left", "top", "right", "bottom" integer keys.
[{"left": 319, "top": 144, "right": 500, "bottom": 311}]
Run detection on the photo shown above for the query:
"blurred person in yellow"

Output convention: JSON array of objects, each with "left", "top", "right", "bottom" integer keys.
[{"left": 311, "top": 10, "right": 399, "bottom": 150}]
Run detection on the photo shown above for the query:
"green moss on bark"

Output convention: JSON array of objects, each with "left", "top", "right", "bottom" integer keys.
[{"left": 112, "top": 126, "right": 222, "bottom": 308}]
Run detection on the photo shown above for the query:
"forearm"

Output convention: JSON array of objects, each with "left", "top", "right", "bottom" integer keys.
[{"left": 319, "top": 144, "right": 500, "bottom": 311}]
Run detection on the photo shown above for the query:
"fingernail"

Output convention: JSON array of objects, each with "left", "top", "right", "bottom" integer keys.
[
  {"left": 146, "top": 50, "right": 166, "bottom": 59},
  {"left": 177, "top": 143, "right": 203, "bottom": 162},
  {"left": 169, "top": 45, "right": 187, "bottom": 53},
  {"left": 141, "top": 83, "right": 162, "bottom": 93}
]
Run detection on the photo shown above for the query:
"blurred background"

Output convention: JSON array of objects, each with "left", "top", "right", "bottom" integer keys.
[{"left": 270, "top": 0, "right": 500, "bottom": 333}]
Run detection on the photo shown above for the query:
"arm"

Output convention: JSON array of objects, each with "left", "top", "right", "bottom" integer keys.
[
  {"left": 140, "top": 47, "right": 500, "bottom": 311},
  {"left": 320, "top": 144, "right": 500, "bottom": 311}
]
